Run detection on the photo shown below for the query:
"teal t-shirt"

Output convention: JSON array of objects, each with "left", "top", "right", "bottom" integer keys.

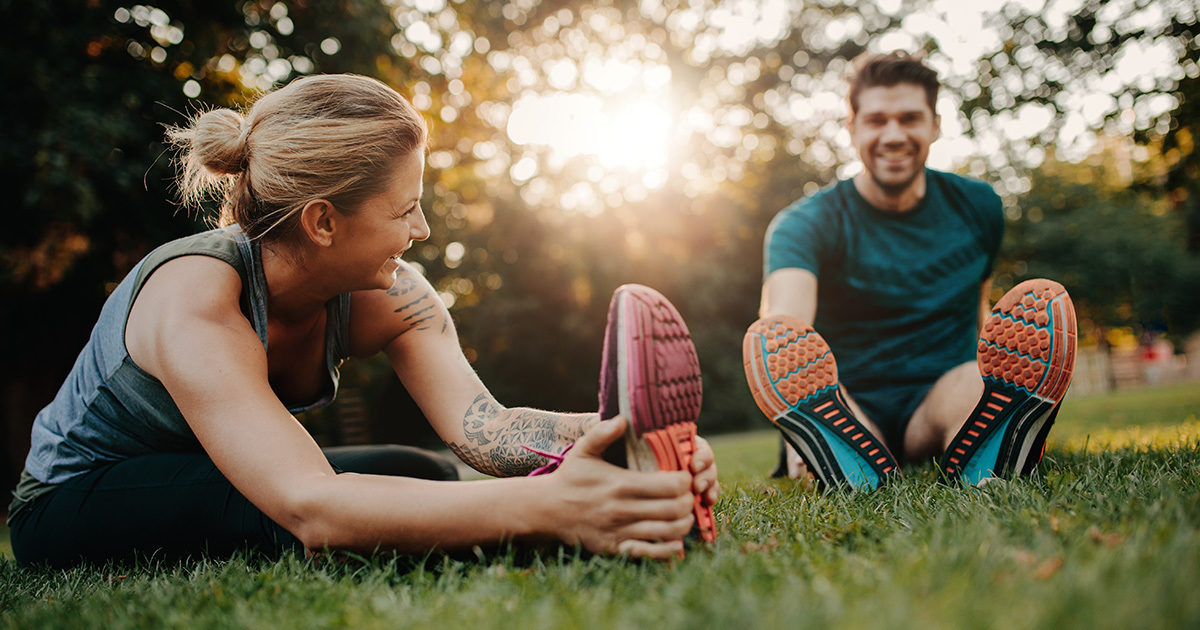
[{"left": 764, "top": 169, "right": 1004, "bottom": 395}]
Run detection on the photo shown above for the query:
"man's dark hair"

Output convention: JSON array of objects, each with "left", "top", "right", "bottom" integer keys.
[{"left": 847, "top": 51, "right": 939, "bottom": 116}]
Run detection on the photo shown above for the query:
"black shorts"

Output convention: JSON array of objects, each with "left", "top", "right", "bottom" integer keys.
[
  {"left": 9, "top": 445, "right": 459, "bottom": 568},
  {"left": 849, "top": 379, "right": 938, "bottom": 456}
]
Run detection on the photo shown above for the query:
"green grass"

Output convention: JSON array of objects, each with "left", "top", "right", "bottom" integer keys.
[
  {"left": 3, "top": 383, "right": 1199, "bottom": 629},
  {"left": 1057, "top": 381, "right": 1200, "bottom": 434}
]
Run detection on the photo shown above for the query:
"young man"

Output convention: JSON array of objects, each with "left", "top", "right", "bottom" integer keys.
[{"left": 742, "top": 52, "right": 1076, "bottom": 489}]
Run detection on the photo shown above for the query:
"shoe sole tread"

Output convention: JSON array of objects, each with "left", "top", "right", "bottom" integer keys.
[
  {"left": 942, "top": 278, "right": 1077, "bottom": 483},
  {"left": 743, "top": 315, "right": 898, "bottom": 491},
  {"left": 602, "top": 284, "right": 716, "bottom": 543}
]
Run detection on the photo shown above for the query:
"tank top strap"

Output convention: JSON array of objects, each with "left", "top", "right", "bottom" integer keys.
[
  {"left": 129, "top": 226, "right": 351, "bottom": 410},
  {"left": 328, "top": 292, "right": 352, "bottom": 364},
  {"left": 232, "top": 229, "right": 271, "bottom": 348}
]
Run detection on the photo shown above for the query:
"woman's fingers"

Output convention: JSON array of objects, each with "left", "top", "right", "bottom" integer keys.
[
  {"left": 694, "top": 476, "right": 720, "bottom": 507},
  {"left": 550, "top": 421, "right": 715, "bottom": 561},
  {"left": 615, "top": 537, "right": 685, "bottom": 560},
  {"left": 690, "top": 436, "right": 714, "bottom": 473},
  {"left": 691, "top": 462, "right": 717, "bottom": 493},
  {"left": 690, "top": 436, "right": 720, "bottom": 505},
  {"left": 607, "top": 493, "right": 694, "bottom": 525},
  {"left": 613, "top": 468, "right": 692, "bottom": 499},
  {"left": 571, "top": 417, "right": 627, "bottom": 459},
  {"left": 618, "top": 514, "right": 694, "bottom": 542}
]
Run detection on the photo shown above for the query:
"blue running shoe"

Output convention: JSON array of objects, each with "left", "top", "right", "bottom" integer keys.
[
  {"left": 743, "top": 315, "right": 899, "bottom": 491},
  {"left": 940, "top": 279, "right": 1077, "bottom": 485}
]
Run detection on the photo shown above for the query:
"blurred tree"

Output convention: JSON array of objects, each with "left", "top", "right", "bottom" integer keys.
[
  {"left": 1, "top": 1, "right": 209, "bottom": 495},
  {"left": 997, "top": 148, "right": 1200, "bottom": 340},
  {"left": 959, "top": 0, "right": 1200, "bottom": 243}
]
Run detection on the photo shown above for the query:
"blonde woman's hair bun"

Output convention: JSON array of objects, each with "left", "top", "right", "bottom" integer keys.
[{"left": 185, "top": 108, "right": 249, "bottom": 175}]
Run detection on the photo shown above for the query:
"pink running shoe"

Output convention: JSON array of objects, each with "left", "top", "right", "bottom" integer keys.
[{"left": 598, "top": 284, "right": 717, "bottom": 544}]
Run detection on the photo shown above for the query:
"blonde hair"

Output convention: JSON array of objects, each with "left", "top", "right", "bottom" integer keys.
[{"left": 168, "top": 74, "right": 427, "bottom": 241}]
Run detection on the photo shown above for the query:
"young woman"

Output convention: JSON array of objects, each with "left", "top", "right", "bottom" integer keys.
[{"left": 8, "top": 74, "right": 718, "bottom": 568}]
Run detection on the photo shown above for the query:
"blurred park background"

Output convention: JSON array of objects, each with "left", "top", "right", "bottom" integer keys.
[{"left": 2, "top": 0, "right": 1199, "bottom": 500}]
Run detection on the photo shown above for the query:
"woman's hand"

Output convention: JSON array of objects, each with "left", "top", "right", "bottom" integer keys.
[
  {"left": 543, "top": 417, "right": 694, "bottom": 560},
  {"left": 691, "top": 436, "right": 720, "bottom": 507}
]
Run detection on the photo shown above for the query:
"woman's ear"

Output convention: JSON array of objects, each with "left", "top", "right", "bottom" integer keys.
[{"left": 298, "top": 199, "right": 337, "bottom": 247}]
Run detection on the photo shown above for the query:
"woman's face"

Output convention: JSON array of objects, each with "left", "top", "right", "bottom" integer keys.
[{"left": 338, "top": 150, "right": 430, "bottom": 291}]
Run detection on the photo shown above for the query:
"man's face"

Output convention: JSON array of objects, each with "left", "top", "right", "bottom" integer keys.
[{"left": 848, "top": 83, "right": 940, "bottom": 195}]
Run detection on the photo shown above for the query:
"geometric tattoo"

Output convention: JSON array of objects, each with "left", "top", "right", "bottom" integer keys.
[{"left": 446, "top": 393, "right": 598, "bottom": 477}]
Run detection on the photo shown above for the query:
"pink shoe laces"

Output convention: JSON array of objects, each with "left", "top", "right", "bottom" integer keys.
[{"left": 523, "top": 443, "right": 574, "bottom": 476}]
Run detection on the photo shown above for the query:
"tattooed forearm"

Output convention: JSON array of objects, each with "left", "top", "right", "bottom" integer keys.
[{"left": 446, "top": 393, "right": 600, "bottom": 477}]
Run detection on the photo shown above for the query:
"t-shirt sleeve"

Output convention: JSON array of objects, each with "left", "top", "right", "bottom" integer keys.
[{"left": 763, "top": 199, "right": 831, "bottom": 280}]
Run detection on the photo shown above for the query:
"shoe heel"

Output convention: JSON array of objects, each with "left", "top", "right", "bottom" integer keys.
[{"left": 641, "top": 421, "right": 717, "bottom": 543}]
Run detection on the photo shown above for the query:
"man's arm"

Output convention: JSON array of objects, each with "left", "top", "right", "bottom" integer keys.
[
  {"left": 761, "top": 267, "right": 819, "bottom": 324},
  {"left": 351, "top": 265, "right": 597, "bottom": 477},
  {"left": 978, "top": 277, "right": 994, "bottom": 331}
]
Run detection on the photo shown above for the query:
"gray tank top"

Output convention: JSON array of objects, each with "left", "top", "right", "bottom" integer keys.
[{"left": 8, "top": 227, "right": 350, "bottom": 520}]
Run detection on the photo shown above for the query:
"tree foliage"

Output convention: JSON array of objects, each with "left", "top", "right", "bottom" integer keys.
[
  {"left": 961, "top": 0, "right": 1200, "bottom": 244},
  {"left": 997, "top": 150, "right": 1200, "bottom": 340}
]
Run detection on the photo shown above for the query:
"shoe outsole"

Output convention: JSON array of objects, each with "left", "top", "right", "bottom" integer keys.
[
  {"left": 941, "top": 278, "right": 1077, "bottom": 484},
  {"left": 743, "top": 315, "right": 898, "bottom": 491},
  {"left": 599, "top": 284, "right": 717, "bottom": 544}
]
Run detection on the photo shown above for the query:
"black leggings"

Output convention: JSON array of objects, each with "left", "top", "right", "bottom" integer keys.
[{"left": 9, "top": 445, "right": 460, "bottom": 568}]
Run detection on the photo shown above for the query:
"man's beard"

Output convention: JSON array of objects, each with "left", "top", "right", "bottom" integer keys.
[{"left": 868, "top": 166, "right": 921, "bottom": 196}]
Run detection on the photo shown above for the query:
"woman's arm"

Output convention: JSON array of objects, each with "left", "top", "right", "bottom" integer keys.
[
  {"left": 128, "top": 257, "right": 693, "bottom": 558},
  {"left": 444, "top": 394, "right": 598, "bottom": 477},
  {"left": 350, "top": 265, "right": 598, "bottom": 477},
  {"left": 351, "top": 264, "right": 719, "bottom": 504}
]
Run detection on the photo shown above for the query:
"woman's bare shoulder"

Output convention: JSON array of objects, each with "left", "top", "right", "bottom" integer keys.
[
  {"left": 136, "top": 255, "right": 244, "bottom": 315},
  {"left": 126, "top": 255, "right": 250, "bottom": 375}
]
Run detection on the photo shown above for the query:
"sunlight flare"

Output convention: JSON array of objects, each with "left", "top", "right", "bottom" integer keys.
[{"left": 507, "top": 93, "right": 674, "bottom": 172}]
